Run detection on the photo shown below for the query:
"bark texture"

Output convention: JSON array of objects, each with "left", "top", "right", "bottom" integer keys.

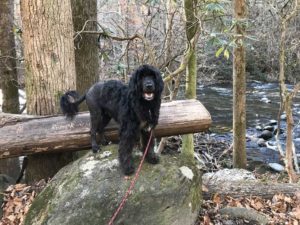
[
  {"left": 182, "top": 0, "right": 199, "bottom": 159},
  {"left": 277, "top": 0, "right": 299, "bottom": 183},
  {"left": 0, "top": 0, "right": 21, "bottom": 180},
  {"left": 0, "top": 100, "right": 212, "bottom": 158},
  {"left": 233, "top": 0, "right": 247, "bottom": 169},
  {"left": 20, "top": 0, "right": 77, "bottom": 182},
  {"left": 204, "top": 181, "right": 300, "bottom": 200},
  {"left": 71, "top": 0, "right": 98, "bottom": 109},
  {"left": 0, "top": 0, "right": 20, "bottom": 113}
]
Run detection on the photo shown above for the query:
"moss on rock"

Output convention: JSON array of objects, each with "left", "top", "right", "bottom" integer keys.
[{"left": 24, "top": 145, "right": 202, "bottom": 225}]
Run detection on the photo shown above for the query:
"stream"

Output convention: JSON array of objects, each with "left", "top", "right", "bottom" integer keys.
[{"left": 197, "top": 81, "right": 300, "bottom": 165}]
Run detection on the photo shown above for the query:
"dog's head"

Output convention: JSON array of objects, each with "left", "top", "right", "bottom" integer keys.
[{"left": 129, "top": 64, "right": 164, "bottom": 101}]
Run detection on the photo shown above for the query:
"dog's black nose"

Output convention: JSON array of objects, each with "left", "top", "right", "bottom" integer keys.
[{"left": 146, "top": 83, "right": 153, "bottom": 88}]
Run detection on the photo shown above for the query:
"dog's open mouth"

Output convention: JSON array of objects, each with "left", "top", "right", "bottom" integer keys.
[{"left": 143, "top": 92, "right": 154, "bottom": 101}]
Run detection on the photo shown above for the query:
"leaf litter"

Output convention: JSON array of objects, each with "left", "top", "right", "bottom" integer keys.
[
  {"left": 0, "top": 180, "right": 47, "bottom": 225},
  {"left": 0, "top": 134, "right": 299, "bottom": 224}
]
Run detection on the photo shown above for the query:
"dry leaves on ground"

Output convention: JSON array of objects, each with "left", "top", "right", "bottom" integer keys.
[
  {"left": 0, "top": 180, "right": 47, "bottom": 225},
  {"left": 198, "top": 191, "right": 300, "bottom": 225}
]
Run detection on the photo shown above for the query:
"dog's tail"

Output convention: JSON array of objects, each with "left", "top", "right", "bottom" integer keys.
[{"left": 60, "top": 90, "right": 86, "bottom": 119}]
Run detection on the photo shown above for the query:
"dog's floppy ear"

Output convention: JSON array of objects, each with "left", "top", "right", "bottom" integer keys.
[{"left": 128, "top": 66, "right": 140, "bottom": 96}]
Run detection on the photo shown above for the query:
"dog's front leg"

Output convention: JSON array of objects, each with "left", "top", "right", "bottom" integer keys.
[
  {"left": 149, "top": 100, "right": 161, "bottom": 128},
  {"left": 118, "top": 137, "right": 136, "bottom": 175},
  {"left": 141, "top": 129, "right": 159, "bottom": 164},
  {"left": 118, "top": 124, "right": 139, "bottom": 175}
]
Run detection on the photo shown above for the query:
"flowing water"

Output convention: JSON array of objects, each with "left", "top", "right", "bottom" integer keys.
[{"left": 196, "top": 81, "right": 300, "bottom": 164}]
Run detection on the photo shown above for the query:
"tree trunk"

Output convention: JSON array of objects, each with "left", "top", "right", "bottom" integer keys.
[
  {"left": 232, "top": 0, "right": 247, "bottom": 169},
  {"left": 0, "top": 100, "right": 212, "bottom": 158},
  {"left": 277, "top": 1, "right": 299, "bottom": 183},
  {"left": 165, "top": 0, "right": 176, "bottom": 65},
  {"left": 0, "top": 0, "right": 21, "bottom": 180},
  {"left": 285, "top": 97, "right": 298, "bottom": 182},
  {"left": 182, "top": 0, "right": 199, "bottom": 159},
  {"left": 71, "top": 0, "right": 98, "bottom": 111},
  {"left": 20, "top": 0, "right": 77, "bottom": 183},
  {"left": 0, "top": 1, "right": 20, "bottom": 114}
]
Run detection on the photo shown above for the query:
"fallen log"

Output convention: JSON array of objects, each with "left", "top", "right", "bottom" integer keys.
[
  {"left": 0, "top": 100, "right": 211, "bottom": 158},
  {"left": 203, "top": 181, "right": 300, "bottom": 200}
]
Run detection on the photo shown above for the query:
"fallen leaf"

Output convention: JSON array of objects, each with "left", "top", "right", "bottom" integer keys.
[
  {"left": 290, "top": 206, "right": 300, "bottom": 220},
  {"left": 212, "top": 193, "right": 222, "bottom": 205},
  {"left": 251, "top": 200, "right": 264, "bottom": 211},
  {"left": 203, "top": 214, "right": 211, "bottom": 225}
]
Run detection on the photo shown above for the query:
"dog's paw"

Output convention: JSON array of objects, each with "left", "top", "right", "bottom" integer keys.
[
  {"left": 122, "top": 161, "right": 135, "bottom": 175},
  {"left": 146, "top": 153, "right": 159, "bottom": 164},
  {"left": 91, "top": 144, "right": 100, "bottom": 153}
]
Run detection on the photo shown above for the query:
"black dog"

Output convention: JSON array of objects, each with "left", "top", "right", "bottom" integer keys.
[{"left": 60, "top": 64, "right": 164, "bottom": 175}]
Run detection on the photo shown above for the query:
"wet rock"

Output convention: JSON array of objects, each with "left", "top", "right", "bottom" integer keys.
[
  {"left": 260, "top": 97, "right": 271, "bottom": 103},
  {"left": 258, "top": 130, "right": 273, "bottom": 140},
  {"left": 263, "top": 125, "right": 274, "bottom": 132},
  {"left": 268, "top": 163, "right": 285, "bottom": 172},
  {"left": 255, "top": 125, "right": 262, "bottom": 131},
  {"left": 268, "top": 120, "right": 277, "bottom": 126},
  {"left": 24, "top": 145, "right": 201, "bottom": 225},
  {"left": 280, "top": 114, "right": 287, "bottom": 120},
  {"left": 257, "top": 138, "right": 266, "bottom": 147}
]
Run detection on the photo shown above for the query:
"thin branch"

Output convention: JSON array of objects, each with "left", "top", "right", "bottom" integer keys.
[{"left": 163, "top": 26, "right": 201, "bottom": 82}]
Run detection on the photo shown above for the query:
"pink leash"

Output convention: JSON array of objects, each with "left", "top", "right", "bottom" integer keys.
[{"left": 108, "top": 130, "right": 153, "bottom": 225}]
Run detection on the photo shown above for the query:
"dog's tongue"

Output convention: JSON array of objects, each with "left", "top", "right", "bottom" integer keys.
[{"left": 144, "top": 92, "right": 154, "bottom": 100}]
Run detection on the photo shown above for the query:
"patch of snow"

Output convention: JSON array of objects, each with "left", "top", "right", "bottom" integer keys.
[{"left": 179, "top": 166, "right": 194, "bottom": 180}]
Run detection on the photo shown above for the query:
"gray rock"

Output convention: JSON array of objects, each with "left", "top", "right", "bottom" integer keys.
[
  {"left": 260, "top": 97, "right": 271, "bottom": 103},
  {"left": 255, "top": 125, "right": 262, "bottom": 131},
  {"left": 268, "top": 120, "right": 277, "bottom": 126},
  {"left": 263, "top": 125, "right": 274, "bottom": 132},
  {"left": 268, "top": 163, "right": 285, "bottom": 172},
  {"left": 24, "top": 145, "right": 201, "bottom": 225},
  {"left": 257, "top": 138, "right": 266, "bottom": 147},
  {"left": 219, "top": 207, "right": 268, "bottom": 225},
  {"left": 258, "top": 130, "right": 273, "bottom": 140},
  {"left": 280, "top": 114, "right": 287, "bottom": 120},
  {"left": 203, "top": 169, "right": 256, "bottom": 185}
]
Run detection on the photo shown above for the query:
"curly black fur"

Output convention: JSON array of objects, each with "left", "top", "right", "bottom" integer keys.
[{"left": 60, "top": 64, "right": 164, "bottom": 175}]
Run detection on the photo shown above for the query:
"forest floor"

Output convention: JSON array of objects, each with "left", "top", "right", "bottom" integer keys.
[
  {"left": 163, "top": 134, "right": 300, "bottom": 225},
  {"left": 0, "top": 134, "right": 300, "bottom": 225}
]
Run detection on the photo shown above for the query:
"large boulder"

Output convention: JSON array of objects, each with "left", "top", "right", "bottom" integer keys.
[{"left": 24, "top": 145, "right": 202, "bottom": 225}]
